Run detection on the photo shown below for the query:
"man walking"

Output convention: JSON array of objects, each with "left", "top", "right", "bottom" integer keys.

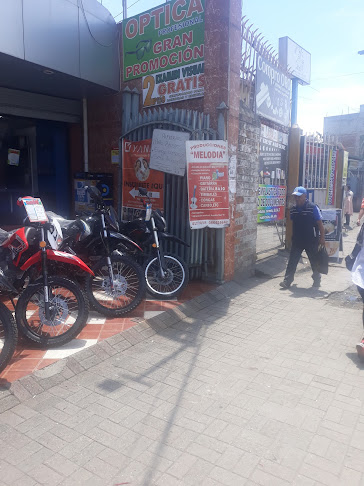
[{"left": 280, "top": 186, "right": 326, "bottom": 289}]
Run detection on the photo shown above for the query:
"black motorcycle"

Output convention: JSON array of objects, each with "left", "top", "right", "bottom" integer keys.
[
  {"left": 48, "top": 186, "right": 146, "bottom": 318},
  {"left": 121, "top": 188, "right": 189, "bottom": 299}
]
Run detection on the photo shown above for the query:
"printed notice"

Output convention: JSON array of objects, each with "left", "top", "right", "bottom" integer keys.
[
  {"left": 186, "top": 140, "right": 230, "bottom": 229},
  {"left": 23, "top": 198, "right": 48, "bottom": 223}
]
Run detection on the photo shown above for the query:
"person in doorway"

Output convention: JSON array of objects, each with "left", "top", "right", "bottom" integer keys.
[
  {"left": 349, "top": 223, "right": 364, "bottom": 359},
  {"left": 280, "top": 186, "right": 326, "bottom": 289},
  {"left": 343, "top": 185, "right": 354, "bottom": 227},
  {"left": 357, "top": 198, "right": 364, "bottom": 226}
]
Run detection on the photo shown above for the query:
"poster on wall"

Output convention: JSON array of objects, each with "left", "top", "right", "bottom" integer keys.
[
  {"left": 122, "top": 139, "right": 164, "bottom": 218},
  {"left": 326, "top": 148, "right": 338, "bottom": 205},
  {"left": 321, "top": 209, "right": 342, "bottom": 259},
  {"left": 259, "top": 124, "right": 288, "bottom": 184},
  {"left": 186, "top": 140, "right": 230, "bottom": 229},
  {"left": 142, "top": 62, "right": 204, "bottom": 108},
  {"left": 257, "top": 185, "right": 286, "bottom": 223},
  {"left": 255, "top": 54, "right": 291, "bottom": 127},
  {"left": 150, "top": 129, "right": 190, "bottom": 176},
  {"left": 123, "top": 0, "right": 205, "bottom": 81}
]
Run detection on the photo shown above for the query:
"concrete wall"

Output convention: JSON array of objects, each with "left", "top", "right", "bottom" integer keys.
[{"left": 324, "top": 105, "right": 364, "bottom": 159}]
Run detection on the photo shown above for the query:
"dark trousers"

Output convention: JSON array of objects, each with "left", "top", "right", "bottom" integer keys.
[
  {"left": 345, "top": 214, "right": 351, "bottom": 226},
  {"left": 357, "top": 286, "right": 364, "bottom": 329},
  {"left": 284, "top": 244, "right": 320, "bottom": 285}
]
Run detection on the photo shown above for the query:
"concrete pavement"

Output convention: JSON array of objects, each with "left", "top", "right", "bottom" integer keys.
[{"left": 0, "top": 226, "right": 363, "bottom": 485}]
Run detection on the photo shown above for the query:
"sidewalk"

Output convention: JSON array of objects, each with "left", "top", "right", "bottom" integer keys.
[{"left": 0, "top": 227, "right": 363, "bottom": 485}]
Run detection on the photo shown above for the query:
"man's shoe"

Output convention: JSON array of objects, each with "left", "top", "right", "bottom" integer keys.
[
  {"left": 312, "top": 279, "right": 321, "bottom": 288},
  {"left": 356, "top": 339, "right": 364, "bottom": 361},
  {"left": 279, "top": 281, "right": 291, "bottom": 289}
]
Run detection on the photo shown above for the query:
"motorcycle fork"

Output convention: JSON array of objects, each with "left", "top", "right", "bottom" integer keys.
[
  {"left": 152, "top": 218, "right": 166, "bottom": 278},
  {"left": 40, "top": 227, "right": 51, "bottom": 320},
  {"left": 101, "top": 214, "right": 115, "bottom": 290}
]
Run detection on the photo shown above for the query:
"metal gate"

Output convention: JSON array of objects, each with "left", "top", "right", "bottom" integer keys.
[{"left": 118, "top": 92, "right": 225, "bottom": 282}]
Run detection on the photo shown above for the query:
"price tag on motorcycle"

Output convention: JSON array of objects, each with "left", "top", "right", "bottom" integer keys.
[
  {"left": 23, "top": 197, "right": 48, "bottom": 223},
  {"left": 145, "top": 203, "right": 152, "bottom": 221}
]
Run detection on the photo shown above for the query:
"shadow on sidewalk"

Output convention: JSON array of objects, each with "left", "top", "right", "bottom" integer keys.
[
  {"left": 282, "top": 285, "right": 328, "bottom": 299},
  {"left": 346, "top": 352, "right": 364, "bottom": 370}
]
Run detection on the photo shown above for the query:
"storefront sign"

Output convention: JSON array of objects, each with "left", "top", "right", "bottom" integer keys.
[
  {"left": 123, "top": 0, "right": 205, "bottom": 81},
  {"left": 186, "top": 140, "right": 229, "bottom": 229},
  {"left": 259, "top": 124, "right": 288, "bottom": 183},
  {"left": 257, "top": 185, "right": 286, "bottom": 223},
  {"left": 122, "top": 139, "right": 164, "bottom": 213},
  {"left": 321, "top": 208, "right": 342, "bottom": 258},
  {"left": 255, "top": 55, "right": 291, "bottom": 127},
  {"left": 142, "top": 61, "right": 204, "bottom": 108},
  {"left": 326, "top": 149, "right": 338, "bottom": 205},
  {"left": 150, "top": 129, "right": 190, "bottom": 176},
  {"left": 75, "top": 173, "right": 113, "bottom": 214}
]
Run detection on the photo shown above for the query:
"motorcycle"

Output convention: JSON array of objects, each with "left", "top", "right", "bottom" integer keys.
[
  {"left": 0, "top": 197, "right": 93, "bottom": 347},
  {"left": 121, "top": 188, "right": 189, "bottom": 299},
  {"left": 48, "top": 186, "right": 146, "bottom": 318}
]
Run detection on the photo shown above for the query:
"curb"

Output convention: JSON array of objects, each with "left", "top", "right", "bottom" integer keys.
[{"left": 0, "top": 280, "right": 244, "bottom": 410}]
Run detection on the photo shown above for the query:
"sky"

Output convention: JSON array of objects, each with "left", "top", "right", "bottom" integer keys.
[{"left": 99, "top": 0, "right": 364, "bottom": 134}]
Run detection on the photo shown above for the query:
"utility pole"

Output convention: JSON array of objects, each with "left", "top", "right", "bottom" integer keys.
[{"left": 123, "top": 0, "right": 127, "bottom": 19}]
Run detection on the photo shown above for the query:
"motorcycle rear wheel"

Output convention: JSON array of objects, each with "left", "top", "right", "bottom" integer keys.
[
  {"left": 15, "top": 277, "right": 89, "bottom": 347},
  {"left": 0, "top": 303, "right": 18, "bottom": 373},
  {"left": 86, "top": 255, "right": 146, "bottom": 317},
  {"left": 144, "top": 253, "right": 189, "bottom": 299}
]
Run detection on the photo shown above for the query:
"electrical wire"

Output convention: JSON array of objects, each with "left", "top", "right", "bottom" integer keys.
[
  {"left": 79, "top": 0, "right": 116, "bottom": 48},
  {"left": 114, "top": 0, "right": 145, "bottom": 20},
  {"left": 311, "top": 71, "right": 364, "bottom": 82}
]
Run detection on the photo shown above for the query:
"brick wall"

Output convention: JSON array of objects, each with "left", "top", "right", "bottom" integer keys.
[{"left": 234, "top": 101, "right": 260, "bottom": 277}]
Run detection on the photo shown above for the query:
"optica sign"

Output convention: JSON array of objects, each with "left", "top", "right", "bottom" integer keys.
[{"left": 123, "top": 0, "right": 205, "bottom": 81}]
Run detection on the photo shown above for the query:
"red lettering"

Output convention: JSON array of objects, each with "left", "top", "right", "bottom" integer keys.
[
  {"left": 176, "top": 79, "right": 185, "bottom": 92},
  {"left": 185, "top": 77, "right": 193, "bottom": 89},
  {"left": 158, "top": 83, "right": 167, "bottom": 96},
  {"left": 150, "top": 6, "right": 164, "bottom": 29},
  {"left": 181, "top": 31, "right": 193, "bottom": 46},
  {"left": 153, "top": 41, "right": 162, "bottom": 54},
  {"left": 133, "top": 64, "right": 141, "bottom": 76},
  {"left": 126, "top": 66, "right": 133, "bottom": 78},
  {"left": 139, "top": 13, "right": 151, "bottom": 35},
  {"left": 194, "top": 44, "right": 204, "bottom": 60},
  {"left": 198, "top": 74, "right": 205, "bottom": 87},
  {"left": 172, "top": 0, "right": 186, "bottom": 22},
  {"left": 167, "top": 82, "right": 176, "bottom": 94},
  {"left": 165, "top": 4, "right": 171, "bottom": 25},
  {"left": 141, "top": 62, "right": 149, "bottom": 73},
  {"left": 160, "top": 56, "right": 168, "bottom": 68},
  {"left": 163, "top": 38, "right": 173, "bottom": 52},
  {"left": 149, "top": 59, "right": 159, "bottom": 71},
  {"left": 169, "top": 52, "right": 178, "bottom": 65},
  {"left": 187, "top": 0, "right": 204, "bottom": 17},
  {"left": 125, "top": 19, "right": 138, "bottom": 39},
  {"left": 173, "top": 36, "right": 182, "bottom": 49}
]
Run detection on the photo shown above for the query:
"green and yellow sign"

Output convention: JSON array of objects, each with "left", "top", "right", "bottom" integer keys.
[{"left": 123, "top": 0, "right": 205, "bottom": 81}]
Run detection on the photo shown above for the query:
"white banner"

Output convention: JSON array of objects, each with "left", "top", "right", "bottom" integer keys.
[{"left": 142, "top": 62, "right": 204, "bottom": 108}]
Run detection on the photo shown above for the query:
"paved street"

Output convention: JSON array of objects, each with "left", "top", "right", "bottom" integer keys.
[{"left": 0, "top": 226, "right": 363, "bottom": 485}]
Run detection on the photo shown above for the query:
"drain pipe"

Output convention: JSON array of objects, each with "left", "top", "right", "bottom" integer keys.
[{"left": 83, "top": 97, "right": 89, "bottom": 173}]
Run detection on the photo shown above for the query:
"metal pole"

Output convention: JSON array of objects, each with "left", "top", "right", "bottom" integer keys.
[
  {"left": 291, "top": 78, "right": 299, "bottom": 126},
  {"left": 82, "top": 97, "right": 89, "bottom": 173},
  {"left": 117, "top": 138, "right": 123, "bottom": 220},
  {"left": 123, "top": 0, "right": 127, "bottom": 19}
]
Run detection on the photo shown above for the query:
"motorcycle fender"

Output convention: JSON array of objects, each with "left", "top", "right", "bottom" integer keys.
[
  {"left": 20, "top": 250, "right": 95, "bottom": 276},
  {"left": 109, "top": 232, "right": 143, "bottom": 252},
  {"left": 160, "top": 233, "right": 190, "bottom": 247}
]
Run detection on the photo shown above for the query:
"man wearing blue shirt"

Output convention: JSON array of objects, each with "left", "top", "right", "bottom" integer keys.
[{"left": 280, "top": 186, "right": 326, "bottom": 289}]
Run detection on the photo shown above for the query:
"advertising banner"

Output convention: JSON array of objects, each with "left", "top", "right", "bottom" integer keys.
[
  {"left": 259, "top": 124, "right": 288, "bottom": 183},
  {"left": 142, "top": 61, "right": 204, "bottom": 108},
  {"left": 321, "top": 208, "right": 342, "bottom": 259},
  {"left": 257, "top": 185, "right": 286, "bottom": 223},
  {"left": 74, "top": 173, "right": 114, "bottom": 214},
  {"left": 186, "top": 141, "right": 230, "bottom": 229},
  {"left": 326, "top": 149, "right": 338, "bottom": 206},
  {"left": 122, "top": 139, "right": 164, "bottom": 214},
  {"left": 123, "top": 0, "right": 205, "bottom": 81},
  {"left": 255, "top": 54, "right": 291, "bottom": 127}
]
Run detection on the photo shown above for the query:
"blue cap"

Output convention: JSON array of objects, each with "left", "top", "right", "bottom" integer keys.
[{"left": 292, "top": 186, "right": 307, "bottom": 196}]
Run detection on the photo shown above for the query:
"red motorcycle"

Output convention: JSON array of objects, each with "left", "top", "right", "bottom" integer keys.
[{"left": 0, "top": 197, "right": 93, "bottom": 347}]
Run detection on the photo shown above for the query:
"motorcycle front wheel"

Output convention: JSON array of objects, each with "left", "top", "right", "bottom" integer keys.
[
  {"left": 144, "top": 253, "right": 189, "bottom": 299},
  {"left": 15, "top": 277, "right": 89, "bottom": 347},
  {"left": 86, "top": 255, "right": 146, "bottom": 317},
  {"left": 0, "top": 302, "right": 18, "bottom": 373}
]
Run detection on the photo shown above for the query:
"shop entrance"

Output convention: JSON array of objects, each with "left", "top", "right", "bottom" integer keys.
[{"left": 0, "top": 116, "right": 70, "bottom": 225}]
